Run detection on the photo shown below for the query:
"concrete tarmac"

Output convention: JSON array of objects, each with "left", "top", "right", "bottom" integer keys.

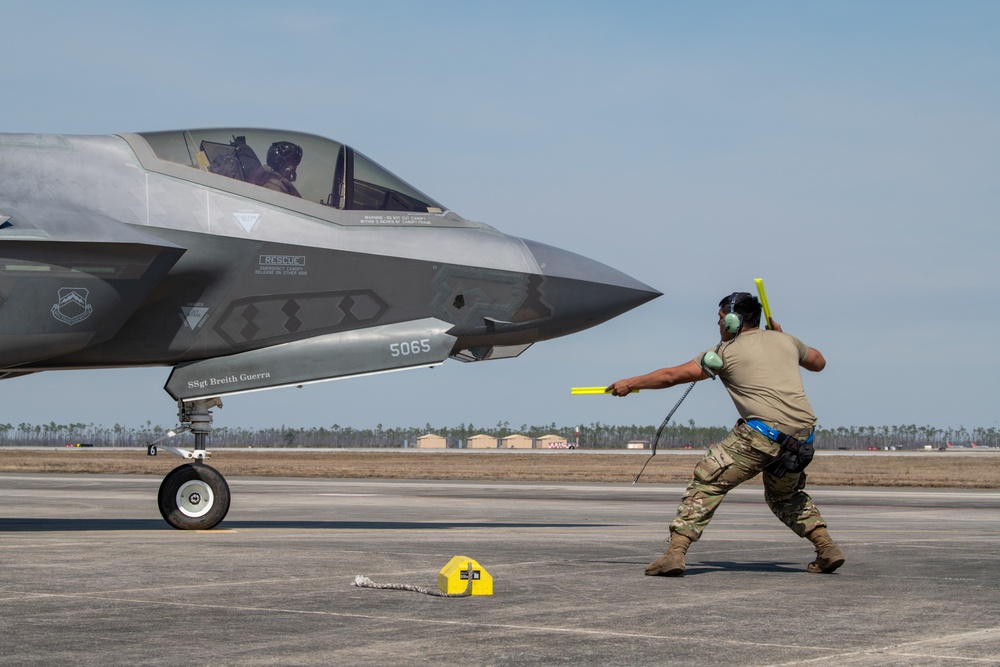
[{"left": 1, "top": 473, "right": 998, "bottom": 666}]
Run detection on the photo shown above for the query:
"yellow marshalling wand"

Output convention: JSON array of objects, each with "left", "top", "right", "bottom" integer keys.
[
  {"left": 755, "top": 278, "right": 774, "bottom": 330},
  {"left": 571, "top": 387, "right": 639, "bottom": 395}
]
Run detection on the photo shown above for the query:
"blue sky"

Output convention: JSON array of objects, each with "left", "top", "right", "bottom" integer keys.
[{"left": 2, "top": 1, "right": 997, "bottom": 435}]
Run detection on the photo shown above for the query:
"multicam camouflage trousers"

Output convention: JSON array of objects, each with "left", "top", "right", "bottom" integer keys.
[{"left": 669, "top": 421, "right": 827, "bottom": 542}]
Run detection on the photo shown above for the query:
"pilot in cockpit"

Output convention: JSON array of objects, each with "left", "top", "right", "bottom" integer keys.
[{"left": 248, "top": 141, "right": 303, "bottom": 197}]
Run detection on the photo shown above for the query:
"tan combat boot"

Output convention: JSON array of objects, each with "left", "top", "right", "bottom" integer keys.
[
  {"left": 645, "top": 533, "right": 692, "bottom": 576},
  {"left": 806, "top": 526, "right": 845, "bottom": 573}
]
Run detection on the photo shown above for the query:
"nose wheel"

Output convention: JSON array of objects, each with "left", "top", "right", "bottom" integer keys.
[
  {"left": 158, "top": 462, "right": 231, "bottom": 530},
  {"left": 148, "top": 398, "right": 231, "bottom": 530}
]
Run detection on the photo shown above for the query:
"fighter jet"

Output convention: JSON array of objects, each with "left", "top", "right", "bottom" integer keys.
[{"left": 0, "top": 128, "right": 660, "bottom": 529}]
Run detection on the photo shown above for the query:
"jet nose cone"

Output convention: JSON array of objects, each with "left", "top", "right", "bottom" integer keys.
[{"left": 521, "top": 238, "right": 661, "bottom": 339}]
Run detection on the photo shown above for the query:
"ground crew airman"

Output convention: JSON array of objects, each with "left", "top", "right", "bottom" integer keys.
[{"left": 608, "top": 292, "right": 845, "bottom": 576}]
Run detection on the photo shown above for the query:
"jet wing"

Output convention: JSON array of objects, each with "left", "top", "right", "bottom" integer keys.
[
  {"left": 0, "top": 209, "right": 186, "bottom": 368},
  {"left": 165, "top": 317, "right": 457, "bottom": 401}
]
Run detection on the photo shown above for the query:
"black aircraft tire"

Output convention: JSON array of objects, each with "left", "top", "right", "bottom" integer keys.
[{"left": 158, "top": 463, "right": 231, "bottom": 530}]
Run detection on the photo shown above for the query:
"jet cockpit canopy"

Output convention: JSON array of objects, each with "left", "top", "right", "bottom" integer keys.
[{"left": 134, "top": 128, "right": 445, "bottom": 214}]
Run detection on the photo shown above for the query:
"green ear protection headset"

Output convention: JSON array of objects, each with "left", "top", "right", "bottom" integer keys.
[{"left": 723, "top": 293, "right": 743, "bottom": 335}]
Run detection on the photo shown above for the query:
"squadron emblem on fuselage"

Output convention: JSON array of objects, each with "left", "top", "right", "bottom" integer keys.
[{"left": 51, "top": 288, "right": 93, "bottom": 326}]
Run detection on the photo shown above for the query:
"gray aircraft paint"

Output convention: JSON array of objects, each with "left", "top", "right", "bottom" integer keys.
[
  {"left": 0, "top": 129, "right": 660, "bottom": 396},
  {"left": 0, "top": 127, "right": 661, "bottom": 529}
]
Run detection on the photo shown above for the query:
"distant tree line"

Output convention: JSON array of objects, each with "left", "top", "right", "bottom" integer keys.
[{"left": 0, "top": 420, "right": 996, "bottom": 451}]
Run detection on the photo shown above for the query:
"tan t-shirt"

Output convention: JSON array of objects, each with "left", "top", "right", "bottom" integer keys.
[{"left": 696, "top": 328, "right": 816, "bottom": 434}]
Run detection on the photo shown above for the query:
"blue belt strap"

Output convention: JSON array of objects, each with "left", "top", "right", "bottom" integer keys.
[{"left": 745, "top": 419, "right": 815, "bottom": 444}]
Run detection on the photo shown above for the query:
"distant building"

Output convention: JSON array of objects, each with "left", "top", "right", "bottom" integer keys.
[
  {"left": 466, "top": 434, "right": 499, "bottom": 449},
  {"left": 626, "top": 440, "right": 651, "bottom": 450},
  {"left": 501, "top": 434, "right": 533, "bottom": 449},
  {"left": 416, "top": 434, "right": 447, "bottom": 449}
]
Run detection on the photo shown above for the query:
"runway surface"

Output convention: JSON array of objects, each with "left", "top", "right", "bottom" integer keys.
[{"left": 1, "top": 473, "right": 998, "bottom": 666}]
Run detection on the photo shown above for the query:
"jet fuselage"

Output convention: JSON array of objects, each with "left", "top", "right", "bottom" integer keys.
[{"left": 0, "top": 129, "right": 659, "bottom": 400}]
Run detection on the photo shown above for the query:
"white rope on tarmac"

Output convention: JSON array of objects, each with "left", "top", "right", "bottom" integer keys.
[{"left": 352, "top": 562, "right": 475, "bottom": 598}]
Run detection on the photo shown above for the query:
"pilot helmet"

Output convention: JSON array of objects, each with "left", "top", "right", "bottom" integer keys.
[{"left": 266, "top": 141, "right": 303, "bottom": 181}]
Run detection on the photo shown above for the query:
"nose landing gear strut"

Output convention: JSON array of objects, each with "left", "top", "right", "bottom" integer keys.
[{"left": 147, "top": 398, "right": 231, "bottom": 530}]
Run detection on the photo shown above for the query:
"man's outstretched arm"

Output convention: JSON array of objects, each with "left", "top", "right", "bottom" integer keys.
[{"left": 608, "top": 360, "right": 709, "bottom": 396}]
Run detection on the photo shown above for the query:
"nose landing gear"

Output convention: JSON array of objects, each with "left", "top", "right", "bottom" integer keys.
[{"left": 148, "top": 398, "right": 231, "bottom": 530}]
